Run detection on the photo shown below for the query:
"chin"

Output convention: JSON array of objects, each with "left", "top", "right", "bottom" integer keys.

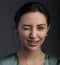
[
  {"left": 25, "top": 45, "right": 40, "bottom": 52},
  {"left": 23, "top": 41, "right": 43, "bottom": 52}
]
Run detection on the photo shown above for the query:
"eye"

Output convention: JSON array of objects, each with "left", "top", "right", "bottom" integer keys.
[
  {"left": 23, "top": 27, "right": 31, "bottom": 30},
  {"left": 37, "top": 26, "right": 45, "bottom": 30}
]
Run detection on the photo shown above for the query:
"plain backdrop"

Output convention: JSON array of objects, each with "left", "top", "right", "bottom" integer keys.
[{"left": 0, "top": 0, "right": 60, "bottom": 57}]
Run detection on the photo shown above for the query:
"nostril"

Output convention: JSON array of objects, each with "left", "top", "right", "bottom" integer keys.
[{"left": 29, "top": 32, "right": 37, "bottom": 39}]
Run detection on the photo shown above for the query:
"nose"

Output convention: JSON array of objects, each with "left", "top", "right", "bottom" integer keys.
[{"left": 30, "top": 29, "right": 37, "bottom": 39}]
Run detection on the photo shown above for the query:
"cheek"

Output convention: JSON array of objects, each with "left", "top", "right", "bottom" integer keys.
[
  {"left": 39, "top": 31, "right": 47, "bottom": 39},
  {"left": 18, "top": 30, "right": 30, "bottom": 41},
  {"left": 38, "top": 31, "right": 47, "bottom": 45},
  {"left": 18, "top": 31, "right": 30, "bottom": 46}
]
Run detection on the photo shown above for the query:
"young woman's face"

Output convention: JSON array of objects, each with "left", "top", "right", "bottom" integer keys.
[{"left": 17, "top": 12, "right": 50, "bottom": 51}]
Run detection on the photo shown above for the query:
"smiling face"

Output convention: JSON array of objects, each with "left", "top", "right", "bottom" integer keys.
[{"left": 17, "top": 12, "right": 50, "bottom": 51}]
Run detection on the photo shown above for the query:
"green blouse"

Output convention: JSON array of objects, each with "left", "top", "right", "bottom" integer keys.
[{"left": 0, "top": 53, "right": 60, "bottom": 65}]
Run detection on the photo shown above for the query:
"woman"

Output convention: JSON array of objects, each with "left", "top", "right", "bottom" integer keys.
[{"left": 0, "top": 1, "right": 60, "bottom": 65}]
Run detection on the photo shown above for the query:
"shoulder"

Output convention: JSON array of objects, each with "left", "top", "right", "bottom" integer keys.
[
  {"left": 0, "top": 53, "right": 17, "bottom": 65},
  {"left": 46, "top": 54, "right": 60, "bottom": 65}
]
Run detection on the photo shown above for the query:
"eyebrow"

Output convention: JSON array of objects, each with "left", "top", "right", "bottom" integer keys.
[
  {"left": 37, "top": 24, "right": 46, "bottom": 26},
  {"left": 22, "top": 24, "right": 32, "bottom": 27},
  {"left": 22, "top": 24, "right": 46, "bottom": 27}
]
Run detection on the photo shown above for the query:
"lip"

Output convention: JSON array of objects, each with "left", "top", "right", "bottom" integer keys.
[{"left": 27, "top": 40, "right": 39, "bottom": 46}]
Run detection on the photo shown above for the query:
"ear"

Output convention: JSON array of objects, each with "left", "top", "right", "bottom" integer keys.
[
  {"left": 47, "top": 25, "right": 50, "bottom": 33},
  {"left": 14, "top": 22, "right": 18, "bottom": 33},
  {"left": 15, "top": 28, "right": 17, "bottom": 32}
]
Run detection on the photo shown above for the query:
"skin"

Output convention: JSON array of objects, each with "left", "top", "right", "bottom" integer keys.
[
  {"left": 16, "top": 12, "right": 50, "bottom": 65},
  {"left": 17, "top": 12, "right": 50, "bottom": 51}
]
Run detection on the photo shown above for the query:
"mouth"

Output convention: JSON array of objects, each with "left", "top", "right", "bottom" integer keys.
[{"left": 27, "top": 40, "right": 39, "bottom": 46}]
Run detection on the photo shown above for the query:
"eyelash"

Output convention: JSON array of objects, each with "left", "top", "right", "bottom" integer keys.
[
  {"left": 23, "top": 27, "right": 45, "bottom": 31},
  {"left": 23, "top": 28, "right": 31, "bottom": 30},
  {"left": 37, "top": 27, "right": 45, "bottom": 30}
]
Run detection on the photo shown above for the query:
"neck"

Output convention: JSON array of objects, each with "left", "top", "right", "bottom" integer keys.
[{"left": 17, "top": 47, "right": 45, "bottom": 60}]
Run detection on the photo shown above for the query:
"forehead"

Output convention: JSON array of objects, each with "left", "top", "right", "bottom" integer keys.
[{"left": 19, "top": 12, "right": 47, "bottom": 26}]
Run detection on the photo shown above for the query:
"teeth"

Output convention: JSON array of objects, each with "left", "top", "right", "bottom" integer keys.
[
  {"left": 27, "top": 40, "right": 39, "bottom": 43},
  {"left": 28, "top": 40, "right": 38, "bottom": 42}
]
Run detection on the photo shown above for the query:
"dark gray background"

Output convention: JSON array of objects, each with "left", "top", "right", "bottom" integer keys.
[{"left": 0, "top": 0, "right": 60, "bottom": 57}]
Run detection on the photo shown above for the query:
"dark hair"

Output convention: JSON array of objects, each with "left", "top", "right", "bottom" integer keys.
[{"left": 14, "top": 1, "right": 50, "bottom": 28}]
